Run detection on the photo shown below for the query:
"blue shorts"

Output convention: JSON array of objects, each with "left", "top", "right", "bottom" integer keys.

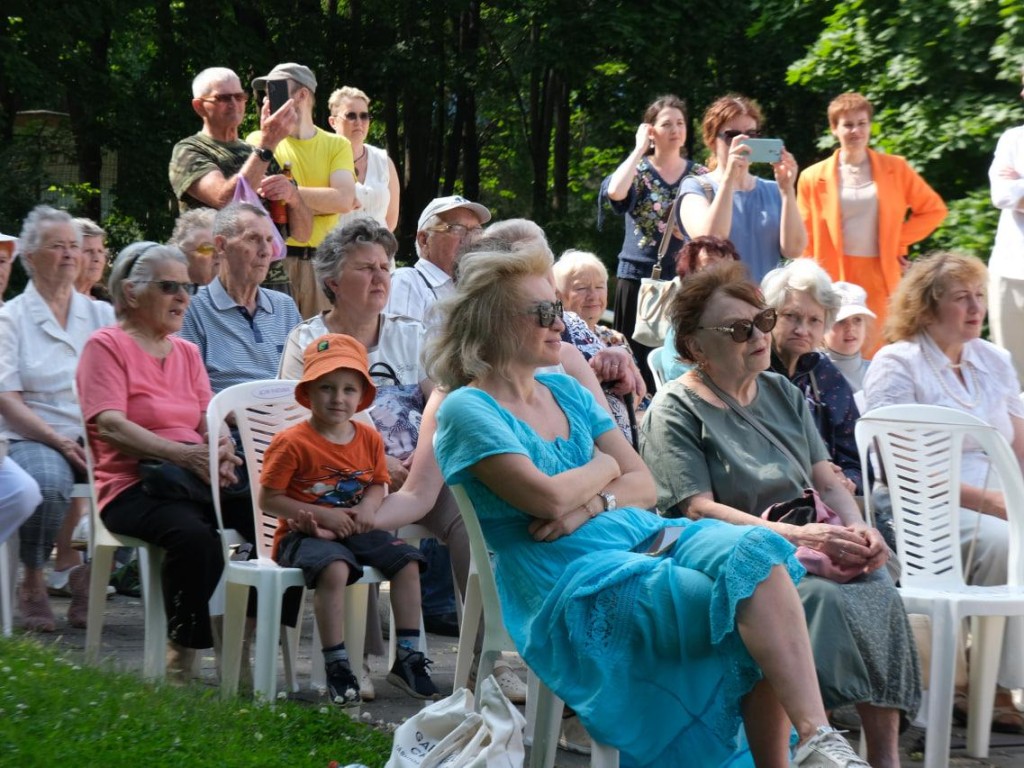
[{"left": 277, "top": 529, "right": 426, "bottom": 589}]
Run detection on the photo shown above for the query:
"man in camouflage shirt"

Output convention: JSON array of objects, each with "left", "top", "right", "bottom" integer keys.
[{"left": 169, "top": 66, "right": 312, "bottom": 291}]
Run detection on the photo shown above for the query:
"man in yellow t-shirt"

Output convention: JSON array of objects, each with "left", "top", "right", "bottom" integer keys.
[{"left": 248, "top": 63, "right": 357, "bottom": 318}]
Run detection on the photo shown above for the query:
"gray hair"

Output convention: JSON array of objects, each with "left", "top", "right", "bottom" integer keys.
[
  {"left": 213, "top": 202, "right": 268, "bottom": 239},
  {"left": 760, "top": 257, "right": 841, "bottom": 330},
  {"left": 18, "top": 205, "right": 79, "bottom": 277},
  {"left": 314, "top": 217, "right": 398, "bottom": 303},
  {"left": 108, "top": 241, "right": 188, "bottom": 317},
  {"left": 73, "top": 217, "right": 105, "bottom": 240},
  {"left": 192, "top": 67, "right": 238, "bottom": 98},
  {"left": 169, "top": 208, "right": 216, "bottom": 249},
  {"left": 474, "top": 219, "right": 551, "bottom": 257},
  {"left": 328, "top": 86, "right": 370, "bottom": 116},
  {"left": 426, "top": 244, "right": 555, "bottom": 390},
  {"left": 552, "top": 249, "right": 607, "bottom": 295},
  {"left": 415, "top": 214, "right": 443, "bottom": 259}
]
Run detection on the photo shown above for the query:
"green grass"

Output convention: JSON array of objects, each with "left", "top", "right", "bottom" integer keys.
[{"left": 0, "top": 636, "right": 391, "bottom": 767}]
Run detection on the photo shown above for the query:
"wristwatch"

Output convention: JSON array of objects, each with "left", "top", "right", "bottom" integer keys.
[
  {"left": 253, "top": 145, "right": 274, "bottom": 163},
  {"left": 598, "top": 492, "right": 617, "bottom": 512}
]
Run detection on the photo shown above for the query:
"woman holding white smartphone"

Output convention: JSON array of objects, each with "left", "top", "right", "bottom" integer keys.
[{"left": 677, "top": 94, "right": 805, "bottom": 283}]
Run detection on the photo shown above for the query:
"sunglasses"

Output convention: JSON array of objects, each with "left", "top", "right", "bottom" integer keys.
[
  {"left": 526, "top": 300, "right": 564, "bottom": 328},
  {"left": 139, "top": 280, "right": 199, "bottom": 296},
  {"left": 199, "top": 92, "right": 248, "bottom": 105},
  {"left": 342, "top": 111, "right": 371, "bottom": 122},
  {"left": 717, "top": 128, "right": 761, "bottom": 142},
  {"left": 698, "top": 307, "right": 777, "bottom": 342},
  {"left": 192, "top": 243, "right": 216, "bottom": 257}
]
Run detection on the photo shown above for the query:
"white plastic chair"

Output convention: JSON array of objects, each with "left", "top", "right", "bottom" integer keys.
[
  {"left": 79, "top": 466, "right": 166, "bottom": 680},
  {"left": 451, "top": 485, "right": 619, "bottom": 768},
  {"left": 856, "top": 404, "right": 1024, "bottom": 768},
  {"left": 647, "top": 347, "right": 666, "bottom": 391},
  {"left": 208, "top": 380, "right": 407, "bottom": 701},
  {"left": 0, "top": 536, "right": 13, "bottom": 636}
]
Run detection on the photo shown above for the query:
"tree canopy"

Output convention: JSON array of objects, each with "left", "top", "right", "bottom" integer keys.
[{"left": 2, "top": 0, "right": 1021, "bottom": 284}]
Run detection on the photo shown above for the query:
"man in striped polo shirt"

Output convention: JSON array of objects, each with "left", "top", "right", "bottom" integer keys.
[{"left": 180, "top": 202, "right": 301, "bottom": 393}]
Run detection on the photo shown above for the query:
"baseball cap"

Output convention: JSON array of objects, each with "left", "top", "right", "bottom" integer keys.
[
  {"left": 417, "top": 195, "right": 492, "bottom": 232},
  {"left": 252, "top": 63, "right": 317, "bottom": 94},
  {"left": 833, "top": 281, "right": 877, "bottom": 323},
  {"left": 295, "top": 334, "right": 376, "bottom": 412}
]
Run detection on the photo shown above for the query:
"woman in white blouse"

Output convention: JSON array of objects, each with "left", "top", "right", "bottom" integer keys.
[
  {"left": 864, "top": 251, "right": 1024, "bottom": 732},
  {"left": 328, "top": 86, "right": 400, "bottom": 232},
  {"left": 0, "top": 205, "right": 114, "bottom": 632}
]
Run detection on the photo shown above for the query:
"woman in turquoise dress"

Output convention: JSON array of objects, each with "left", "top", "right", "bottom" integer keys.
[{"left": 428, "top": 242, "right": 867, "bottom": 768}]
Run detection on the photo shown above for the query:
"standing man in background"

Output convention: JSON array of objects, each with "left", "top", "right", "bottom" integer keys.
[
  {"left": 168, "top": 66, "right": 311, "bottom": 245},
  {"left": 248, "top": 63, "right": 357, "bottom": 319}
]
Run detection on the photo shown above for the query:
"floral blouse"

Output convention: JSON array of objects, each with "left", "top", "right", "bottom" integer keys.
[{"left": 600, "top": 158, "right": 709, "bottom": 281}]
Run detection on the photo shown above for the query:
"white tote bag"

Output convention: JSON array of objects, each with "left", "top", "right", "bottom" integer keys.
[{"left": 386, "top": 675, "right": 527, "bottom": 768}]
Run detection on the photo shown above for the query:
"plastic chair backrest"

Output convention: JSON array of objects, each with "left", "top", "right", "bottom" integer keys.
[
  {"left": 207, "top": 380, "right": 308, "bottom": 561},
  {"left": 856, "top": 403, "right": 1024, "bottom": 589},
  {"left": 451, "top": 484, "right": 514, "bottom": 648},
  {"left": 647, "top": 347, "right": 665, "bottom": 390}
]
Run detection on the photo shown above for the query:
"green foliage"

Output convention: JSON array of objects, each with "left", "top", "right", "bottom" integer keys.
[
  {"left": 0, "top": 636, "right": 392, "bottom": 767},
  {"left": 0, "top": 0, "right": 1019, "bottom": 274}
]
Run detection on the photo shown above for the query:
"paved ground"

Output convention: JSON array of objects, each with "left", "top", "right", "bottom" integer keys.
[{"left": 24, "top": 587, "right": 1024, "bottom": 767}]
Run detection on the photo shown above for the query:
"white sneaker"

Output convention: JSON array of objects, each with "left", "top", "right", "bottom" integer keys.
[
  {"left": 558, "top": 714, "right": 592, "bottom": 756},
  {"left": 792, "top": 726, "right": 869, "bottom": 767},
  {"left": 360, "top": 661, "right": 375, "bottom": 701},
  {"left": 492, "top": 664, "right": 527, "bottom": 704}
]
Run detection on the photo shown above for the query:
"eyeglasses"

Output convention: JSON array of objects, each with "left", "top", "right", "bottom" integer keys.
[
  {"left": 199, "top": 92, "right": 248, "bottom": 105},
  {"left": 192, "top": 244, "right": 216, "bottom": 257},
  {"left": 341, "top": 111, "right": 371, "bottom": 122},
  {"left": 717, "top": 129, "right": 761, "bottom": 142},
  {"left": 428, "top": 223, "right": 482, "bottom": 238},
  {"left": 698, "top": 308, "right": 777, "bottom": 342},
  {"left": 525, "top": 300, "right": 564, "bottom": 328},
  {"left": 139, "top": 280, "right": 199, "bottom": 296}
]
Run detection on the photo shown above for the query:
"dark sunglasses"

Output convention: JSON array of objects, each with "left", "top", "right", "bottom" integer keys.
[
  {"left": 342, "top": 111, "right": 371, "bottom": 122},
  {"left": 717, "top": 128, "right": 761, "bottom": 142},
  {"left": 698, "top": 308, "right": 776, "bottom": 342},
  {"left": 139, "top": 280, "right": 199, "bottom": 296},
  {"left": 526, "top": 300, "right": 564, "bottom": 328}
]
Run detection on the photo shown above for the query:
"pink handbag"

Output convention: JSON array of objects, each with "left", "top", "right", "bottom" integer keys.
[
  {"left": 232, "top": 176, "right": 287, "bottom": 262},
  {"left": 761, "top": 489, "right": 863, "bottom": 583}
]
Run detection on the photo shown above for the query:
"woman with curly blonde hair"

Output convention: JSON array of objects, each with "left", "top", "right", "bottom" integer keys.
[{"left": 865, "top": 251, "right": 1024, "bottom": 733}]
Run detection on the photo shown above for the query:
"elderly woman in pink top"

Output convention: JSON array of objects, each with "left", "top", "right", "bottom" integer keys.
[{"left": 76, "top": 241, "right": 251, "bottom": 683}]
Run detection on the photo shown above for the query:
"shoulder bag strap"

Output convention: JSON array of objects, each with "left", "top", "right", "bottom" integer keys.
[{"left": 697, "top": 370, "right": 813, "bottom": 487}]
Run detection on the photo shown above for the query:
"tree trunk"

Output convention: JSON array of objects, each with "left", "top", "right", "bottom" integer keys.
[{"left": 551, "top": 72, "right": 569, "bottom": 215}]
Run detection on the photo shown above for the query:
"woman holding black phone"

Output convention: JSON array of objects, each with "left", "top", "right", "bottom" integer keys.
[{"left": 600, "top": 95, "right": 707, "bottom": 391}]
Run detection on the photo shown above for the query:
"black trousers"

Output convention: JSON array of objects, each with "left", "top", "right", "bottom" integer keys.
[
  {"left": 102, "top": 483, "right": 255, "bottom": 649},
  {"left": 613, "top": 277, "right": 656, "bottom": 394}
]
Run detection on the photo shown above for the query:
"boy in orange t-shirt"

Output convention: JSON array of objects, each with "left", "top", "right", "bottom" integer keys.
[{"left": 259, "top": 334, "right": 436, "bottom": 706}]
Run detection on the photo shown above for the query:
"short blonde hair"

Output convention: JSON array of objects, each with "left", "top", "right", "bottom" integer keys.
[
  {"left": 552, "top": 249, "right": 607, "bottom": 296},
  {"left": 885, "top": 252, "right": 988, "bottom": 342},
  {"left": 827, "top": 92, "right": 874, "bottom": 128},
  {"left": 426, "top": 245, "right": 555, "bottom": 390},
  {"left": 328, "top": 86, "right": 370, "bottom": 116}
]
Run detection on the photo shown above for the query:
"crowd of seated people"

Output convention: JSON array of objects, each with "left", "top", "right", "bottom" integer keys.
[{"left": 7, "top": 70, "right": 1024, "bottom": 768}]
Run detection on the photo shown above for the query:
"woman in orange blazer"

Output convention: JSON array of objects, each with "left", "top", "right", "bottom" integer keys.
[{"left": 797, "top": 92, "right": 947, "bottom": 355}]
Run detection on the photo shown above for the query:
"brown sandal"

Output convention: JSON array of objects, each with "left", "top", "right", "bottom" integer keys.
[
  {"left": 18, "top": 587, "right": 56, "bottom": 632},
  {"left": 992, "top": 705, "right": 1024, "bottom": 735}
]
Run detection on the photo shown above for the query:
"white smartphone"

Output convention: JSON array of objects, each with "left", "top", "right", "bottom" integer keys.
[{"left": 744, "top": 138, "right": 783, "bottom": 164}]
